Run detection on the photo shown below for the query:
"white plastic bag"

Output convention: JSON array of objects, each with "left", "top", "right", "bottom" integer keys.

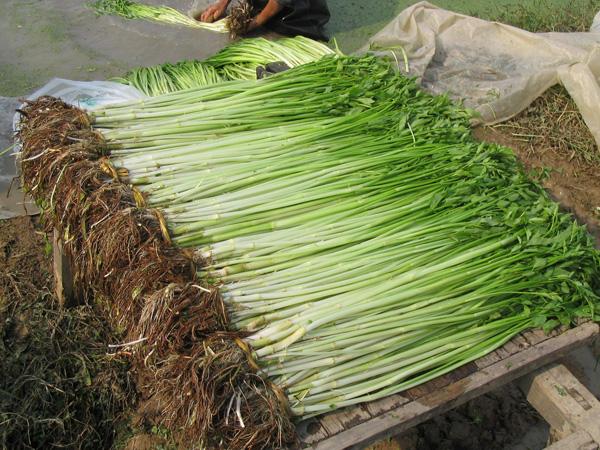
[
  {"left": 25, "top": 78, "right": 145, "bottom": 110},
  {"left": 12, "top": 78, "right": 145, "bottom": 137},
  {"left": 11, "top": 78, "right": 145, "bottom": 191}
]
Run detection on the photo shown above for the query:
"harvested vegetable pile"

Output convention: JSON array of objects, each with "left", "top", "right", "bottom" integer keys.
[
  {"left": 92, "top": 0, "right": 228, "bottom": 32},
  {"left": 17, "top": 55, "right": 600, "bottom": 449},
  {"left": 114, "top": 36, "right": 336, "bottom": 96}
]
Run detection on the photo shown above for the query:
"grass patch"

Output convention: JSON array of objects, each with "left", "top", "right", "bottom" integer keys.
[
  {"left": 473, "top": 0, "right": 600, "bottom": 32},
  {"left": 493, "top": 85, "right": 599, "bottom": 163}
]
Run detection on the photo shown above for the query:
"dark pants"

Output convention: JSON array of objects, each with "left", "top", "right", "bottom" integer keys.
[{"left": 251, "top": 0, "right": 330, "bottom": 41}]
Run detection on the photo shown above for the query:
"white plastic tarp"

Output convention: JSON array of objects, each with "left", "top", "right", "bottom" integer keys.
[{"left": 361, "top": 1, "right": 600, "bottom": 147}]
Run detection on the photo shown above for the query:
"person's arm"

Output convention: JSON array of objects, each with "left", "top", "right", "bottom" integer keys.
[
  {"left": 198, "top": 0, "right": 232, "bottom": 22},
  {"left": 248, "top": 0, "right": 284, "bottom": 30}
]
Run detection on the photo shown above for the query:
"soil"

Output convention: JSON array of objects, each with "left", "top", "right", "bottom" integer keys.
[
  {"left": 0, "top": 216, "right": 50, "bottom": 294},
  {"left": 366, "top": 384, "right": 546, "bottom": 450},
  {"left": 413, "top": 384, "right": 544, "bottom": 450},
  {"left": 473, "top": 126, "right": 600, "bottom": 247},
  {"left": 0, "top": 216, "right": 136, "bottom": 450}
]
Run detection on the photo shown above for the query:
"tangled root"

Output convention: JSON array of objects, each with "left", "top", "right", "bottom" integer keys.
[
  {"left": 147, "top": 334, "right": 295, "bottom": 449},
  {"left": 218, "top": 374, "right": 296, "bottom": 450},
  {"left": 17, "top": 98, "right": 194, "bottom": 333},
  {"left": 228, "top": 0, "right": 254, "bottom": 39},
  {"left": 139, "top": 282, "right": 228, "bottom": 355},
  {"left": 17, "top": 99, "right": 102, "bottom": 189}
]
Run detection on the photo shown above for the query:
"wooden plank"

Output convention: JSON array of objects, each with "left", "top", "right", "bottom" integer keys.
[
  {"left": 493, "top": 344, "right": 513, "bottom": 361},
  {"left": 500, "top": 338, "right": 523, "bottom": 356},
  {"left": 545, "top": 430, "right": 598, "bottom": 450},
  {"left": 318, "top": 406, "right": 372, "bottom": 437},
  {"left": 364, "top": 394, "right": 409, "bottom": 417},
  {"left": 53, "top": 228, "right": 75, "bottom": 307},
  {"left": 579, "top": 408, "right": 600, "bottom": 445},
  {"left": 405, "top": 374, "right": 451, "bottom": 401},
  {"left": 474, "top": 349, "right": 503, "bottom": 369},
  {"left": 512, "top": 335, "right": 531, "bottom": 352},
  {"left": 520, "top": 363, "right": 600, "bottom": 443},
  {"left": 297, "top": 419, "right": 329, "bottom": 445},
  {"left": 301, "top": 323, "right": 599, "bottom": 450},
  {"left": 523, "top": 328, "right": 551, "bottom": 346},
  {"left": 318, "top": 413, "right": 346, "bottom": 437},
  {"left": 405, "top": 362, "right": 477, "bottom": 400}
]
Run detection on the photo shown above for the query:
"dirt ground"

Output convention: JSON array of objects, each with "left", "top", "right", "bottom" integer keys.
[
  {"left": 0, "top": 216, "right": 136, "bottom": 449},
  {"left": 369, "top": 384, "right": 546, "bottom": 450}
]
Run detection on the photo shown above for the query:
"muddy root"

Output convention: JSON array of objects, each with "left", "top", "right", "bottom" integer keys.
[
  {"left": 228, "top": 0, "right": 255, "bottom": 39},
  {"left": 146, "top": 334, "right": 296, "bottom": 449}
]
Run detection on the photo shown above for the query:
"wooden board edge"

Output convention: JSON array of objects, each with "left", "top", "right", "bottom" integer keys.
[
  {"left": 304, "top": 322, "right": 599, "bottom": 450},
  {"left": 544, "top": 430, "right": 598, "bottom": 450}
]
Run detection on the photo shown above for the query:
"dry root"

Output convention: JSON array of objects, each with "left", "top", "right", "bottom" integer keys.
[
  {"left": 147, "top": 335, "right": 295, "bottom": 449},
  {"left": 17, "top": 98, "right": 194, "bottom": 334},
  {"left": 139, "top": 282, "right": 228, "bottom": 354},
  {"left": 228, "top": 0, "right": 255, "bottom": 39}
]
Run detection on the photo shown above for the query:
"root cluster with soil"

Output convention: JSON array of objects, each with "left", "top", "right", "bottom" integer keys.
[
  {"left": 16, "top": 96, "right": 295, "bottom": 449},
  {"left": 228, "top": 0, "right": 255, "bottom": 39}
]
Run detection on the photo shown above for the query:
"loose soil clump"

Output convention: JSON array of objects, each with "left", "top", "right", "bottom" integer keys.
[{"left": 414, "top": 384, "right": 543, "bottom": 450}]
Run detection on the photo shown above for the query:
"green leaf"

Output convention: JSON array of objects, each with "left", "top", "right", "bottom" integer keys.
[{"left": 542, "top": 319, "right": 560, "bottom": 334}]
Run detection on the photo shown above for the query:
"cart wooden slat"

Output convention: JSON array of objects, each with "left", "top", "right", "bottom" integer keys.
[{"left": 298, "top": 322, "right": 600, "bottom": 450}]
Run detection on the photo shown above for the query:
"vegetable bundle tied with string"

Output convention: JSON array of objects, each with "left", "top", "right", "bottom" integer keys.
[{"left": 81, "top": 55, "right": 600, "bottom": 447}]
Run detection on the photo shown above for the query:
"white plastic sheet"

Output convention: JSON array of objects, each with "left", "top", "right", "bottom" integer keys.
[
  {"left": 25, "top": 78, "right": 145, "bottom": 110},
  {"left": 13, "top": 78, "right": 145, "bottom": 134},
  {"left": 361, "top": 1, "right": 600, "bottom": 147}
]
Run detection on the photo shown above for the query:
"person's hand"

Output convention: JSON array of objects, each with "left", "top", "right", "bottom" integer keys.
[
  {"left": 247, "top": 17, "right": 260, "bottom": 31},
  {"left": 198, "top": 0, "right": 228, "bottom": 22}
]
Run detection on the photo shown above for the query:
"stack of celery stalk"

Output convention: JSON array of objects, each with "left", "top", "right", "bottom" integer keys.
[
  {"left": 92, "top": 0, "right": 228, "bottom": 32},
  {"left": 114, "top": 36, "right": 336, "bottom": 96},
  {"left": 91, "top": 54, "right": 600, "bottom": 419}
]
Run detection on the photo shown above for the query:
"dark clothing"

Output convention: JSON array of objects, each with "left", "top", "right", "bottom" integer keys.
[{"left": 251, "top": 0, "right": 330, "bottom": 41}]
